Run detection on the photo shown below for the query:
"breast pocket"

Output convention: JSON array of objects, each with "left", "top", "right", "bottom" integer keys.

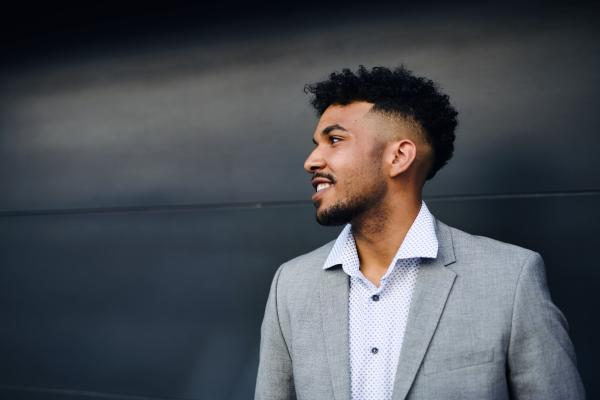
[{"left": 424, "top": 348, "right": 495, "bottom": 375}]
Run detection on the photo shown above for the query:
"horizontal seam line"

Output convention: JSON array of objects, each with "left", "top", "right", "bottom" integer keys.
[
  {"left": 0, "top": 383, "right": 193, "bottom": 400},
  {"left": 0, "top": 190, "right": 598, "bottom": 218},
  {"left": 424, "top": 190, "right": 600, "bottom": 202}
]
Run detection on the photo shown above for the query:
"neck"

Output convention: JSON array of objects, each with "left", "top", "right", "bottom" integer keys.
[{"left": 351, "top": 189, "right": 423, "bottom": 287}]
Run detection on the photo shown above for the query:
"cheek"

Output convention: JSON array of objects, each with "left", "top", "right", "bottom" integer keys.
[
  {"left": 332, "top": 145, "right": 382, "bottom": 188},
  {"left": 341, "top": 164, "right": 370, "bottom": 189},
  {"left": 352, "top": 160, "right": 386, "bottom": 192}
]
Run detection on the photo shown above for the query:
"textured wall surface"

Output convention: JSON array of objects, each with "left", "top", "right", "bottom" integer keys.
[{"left": 1, "top": 1, "right": 599, "bottom": 399}]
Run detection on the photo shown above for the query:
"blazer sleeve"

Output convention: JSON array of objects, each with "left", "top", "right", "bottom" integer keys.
[
  {"left": 255, "top": 265, "right": 297, "bottom": 400},
  {"left": 507, "top": 252, "right": 586, "bottom": 399}
]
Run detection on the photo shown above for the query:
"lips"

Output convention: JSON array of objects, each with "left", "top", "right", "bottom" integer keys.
[
  {"left": 311, "top": 174, "right": 335, "bottom": 191},
  {"left": 311, "top": 175, "right": 334, "bottom": 202}
]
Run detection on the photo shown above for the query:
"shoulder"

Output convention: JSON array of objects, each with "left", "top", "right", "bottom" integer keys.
[
  {"left": 443, "top": 220, "right": 536, "bottom": 262},
  {"left": 273, "top": 240, "right": 336, "bottom": 288},
  {"left": 438, "top": 220, "right": 541, "bottom": 277},
  {"left": 267, "top": 240, "right": 337, "bottom": 315}
]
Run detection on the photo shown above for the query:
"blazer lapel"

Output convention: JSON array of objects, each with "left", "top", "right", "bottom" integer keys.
[
  {"left": 320, "top": 264, "right": 351, "bottom": 400},
  {"left": 392, "top": 220, "right": 457, "bottom": 400}
]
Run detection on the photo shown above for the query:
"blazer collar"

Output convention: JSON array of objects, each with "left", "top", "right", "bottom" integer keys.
[{"left": 428, "top": 218, "right": 455, "bottom": 267}]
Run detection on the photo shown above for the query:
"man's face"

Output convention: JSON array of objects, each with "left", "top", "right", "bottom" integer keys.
[{"left": 304, "top": 102, "right": 388, "bottom": 226}]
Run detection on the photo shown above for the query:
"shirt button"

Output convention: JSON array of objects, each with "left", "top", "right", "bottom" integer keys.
[
  {"left": 372, "top": 295, "right": 379, "bottom": 301},
  {"left": 371, "top": 347, "right": 378, "bottom": 354}
]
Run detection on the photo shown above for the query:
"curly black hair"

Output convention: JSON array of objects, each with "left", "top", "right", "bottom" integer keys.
[{"left": 304, "top": 65, "right": 458, "bottom": 180}]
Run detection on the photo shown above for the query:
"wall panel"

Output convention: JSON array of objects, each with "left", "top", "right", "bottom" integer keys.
[
  {"left": 1, "top": 195, "right": 598, "bottom": 398},
  {"left": 1, "top": 3, "right": 599, "bottom": 212},
  {"left": 0, "top": 207, "right": 342, "bottom": 399}
]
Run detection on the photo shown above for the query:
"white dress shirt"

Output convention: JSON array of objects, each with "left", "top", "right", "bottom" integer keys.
[{"left": 323, "top": 201, "right": 438, "bottom": 400}]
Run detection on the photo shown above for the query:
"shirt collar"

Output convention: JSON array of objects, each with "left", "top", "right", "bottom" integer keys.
[{"left": 323, "top": 201, "right": 438, "bottom": 271}]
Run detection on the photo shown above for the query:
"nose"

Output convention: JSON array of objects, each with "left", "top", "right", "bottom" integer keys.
[{"left": 304, "top": 147, "right": 326, "bottom": 173}]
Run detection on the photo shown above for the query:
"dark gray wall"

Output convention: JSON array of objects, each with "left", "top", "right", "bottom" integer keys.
[{"left": 1, "top": 1, "right": 599, "bottom": 399}]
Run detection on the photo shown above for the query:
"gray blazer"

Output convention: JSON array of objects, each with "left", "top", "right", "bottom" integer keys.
[{"left": 255, "top": 219, "right": 585, "bottom": 400}]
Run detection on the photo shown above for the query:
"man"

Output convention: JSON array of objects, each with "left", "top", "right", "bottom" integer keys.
[{"left": 255, "top": 66, "right": 585, "bottom": 399}]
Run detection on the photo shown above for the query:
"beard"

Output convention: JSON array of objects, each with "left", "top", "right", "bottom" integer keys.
[{"left": 315, "top": 176, "right": 388, "bottom": 226}]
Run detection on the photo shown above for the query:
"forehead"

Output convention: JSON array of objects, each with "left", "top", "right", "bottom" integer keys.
[{"left": 315, "top": 102, "right": 375, "bottom": 132}]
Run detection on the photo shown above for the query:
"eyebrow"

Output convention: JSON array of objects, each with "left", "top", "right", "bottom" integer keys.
[
  {"left": 323, "top": 124, "right": 347, "bottom": 135},
  {"left": 312, "top": 124, "right": 348, "bottom": 144}
]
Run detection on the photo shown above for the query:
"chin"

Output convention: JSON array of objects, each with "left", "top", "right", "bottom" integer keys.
[{"left": 315, "top": 201, "right": 355, "bottom": 227}]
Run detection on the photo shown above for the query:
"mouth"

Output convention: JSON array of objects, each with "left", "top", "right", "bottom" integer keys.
[{"left": 311, "top": 175, "right": 335, "bottom": 201}]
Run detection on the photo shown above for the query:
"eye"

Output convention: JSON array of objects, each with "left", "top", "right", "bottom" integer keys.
[{"left": 331, "top": 136, "right": 341, "bottom": 144}]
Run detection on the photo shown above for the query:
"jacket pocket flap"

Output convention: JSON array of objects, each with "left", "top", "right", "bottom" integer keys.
[{"left": 424, "top": 348, "right": 494, "bottom": 375}]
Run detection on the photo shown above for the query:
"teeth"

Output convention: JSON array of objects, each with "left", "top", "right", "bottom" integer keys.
[{"left": 317, "top": 183, "right": 332, "bottom": 191}]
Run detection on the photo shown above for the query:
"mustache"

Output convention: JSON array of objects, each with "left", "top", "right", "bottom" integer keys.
[{"left": 312, "top": 172, "right": 336, "bottom": 184}]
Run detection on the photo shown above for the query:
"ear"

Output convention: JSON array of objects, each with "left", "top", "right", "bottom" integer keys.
[{"left": 387, "top": 139, "right": 417, "bottom": 178}]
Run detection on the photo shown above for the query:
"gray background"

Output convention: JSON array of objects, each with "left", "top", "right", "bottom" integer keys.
[{"left": 1, "top": 1, "right": 599, "bottom": 399}]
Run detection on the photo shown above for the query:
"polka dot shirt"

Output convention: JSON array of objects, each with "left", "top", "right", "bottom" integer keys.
[{"left": 323, "top": 202, "right": 439, "bottom": 400}]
